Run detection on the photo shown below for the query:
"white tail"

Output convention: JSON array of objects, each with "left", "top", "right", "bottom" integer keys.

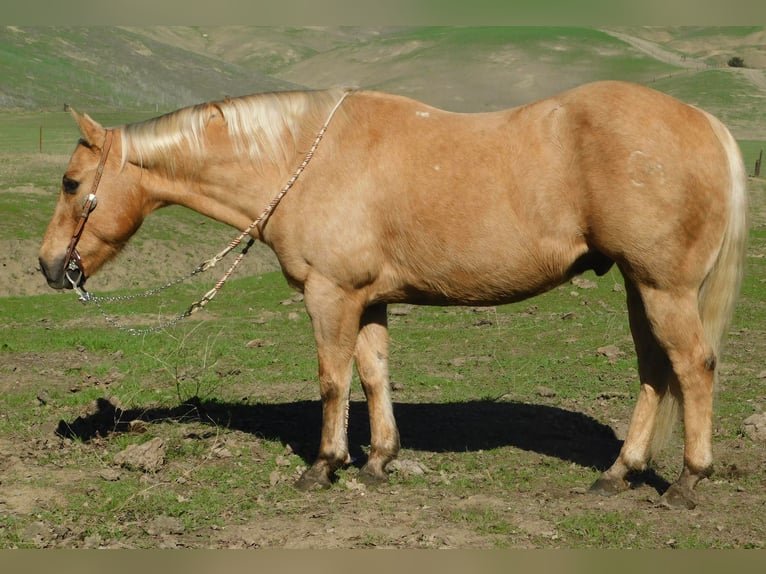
[
  {"left": 650, "top": 112, "right": 749, "bottom": 457},
  {"left": 697, "top": 112, "right": 749, "bottom": 359}
]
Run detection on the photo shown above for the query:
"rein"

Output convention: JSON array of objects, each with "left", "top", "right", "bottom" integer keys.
[{"left": 74, "top": 90, "right": 351, "bottom": 335}]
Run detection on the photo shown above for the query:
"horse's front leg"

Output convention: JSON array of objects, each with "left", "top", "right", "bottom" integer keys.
[
  {"left": 355, "top": 303, "right": 400, "bottom": 485},
  {"left": 296, "top": 275, "right": 364, "bottom": 490}
]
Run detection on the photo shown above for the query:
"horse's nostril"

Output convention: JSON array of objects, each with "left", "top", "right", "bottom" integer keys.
[{"left": 38, "top": 255, "right": 68, "bottom": 289}]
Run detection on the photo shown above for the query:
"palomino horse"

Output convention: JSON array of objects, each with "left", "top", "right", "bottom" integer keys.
[{"left": 39, "top": 81, "right": 748, "bottom": 509}]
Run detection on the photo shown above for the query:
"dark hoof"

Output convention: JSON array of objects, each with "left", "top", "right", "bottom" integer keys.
[
  {"left": 358, "top": 464, "right": 389, "bottom": 487},
  {"left": 589, "top": 475, "right": 629, "bottom": 497},
  {"left": 658, "top": 483, "right": 697, "bottom": 510},
  {"left": 295, "top": 466, "right": 332, "bottom": 491}
]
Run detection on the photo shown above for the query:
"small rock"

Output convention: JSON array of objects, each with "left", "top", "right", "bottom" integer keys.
[
  {"left": 51, "top": 525, "right": 70, "bottom": 540},
  {"left": 36, "top": 392, "right": 51, "bottom": 406},
  {"left": 24, "top": 521, "right": 50, "bottom": 547},
  {"left": 343, "top": 478, "right": 367, "bottom": 492},
  {"left": 246, "top": 339, "right": 273, "bottom": 348},
  {"left": 280, "top": 294, "right": 304, "bottom": 305},
  {"left": 212, "top": 445, "right": 233, "bottom": 459},
  {"left": 742, "top": 413, "right": 766, "bottom": 442},
  {"left": 572, "top": 277, "right": 597, "bottom": 289},
  {"left": 99, "top": 468, "right": 122, "bottom": 482},
  {"left": 537, "top": 386, "right": 557, "bottom": 398},
  {"left": 596, "top": 345, "right": 625, "bottom": 365},
  {"left": 145, "top": 515, "right": 185, "bottom": 536},
  {"left": 596, "top": 345, "right": 623, "bottom": 358},
  {"left": 597, "top": 391, "right": 630, "bottom": 400},
  {"left": 83, "top": 533, "right": 103, "bottom": 549},
  {"left": 114, "top": 437, "right": 166, "bottom": 473},
  {"left": 387, "top": 459, "right": 429, "bottom": 477}
]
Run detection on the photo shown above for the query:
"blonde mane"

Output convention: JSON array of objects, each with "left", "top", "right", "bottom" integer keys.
[{"left": 120, "top": 88, "right": 348, "bottom": 173}]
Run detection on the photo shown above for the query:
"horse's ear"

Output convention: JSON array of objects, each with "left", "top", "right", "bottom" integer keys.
[{"left": 67, "top": 106, "right": 107, "bottom": 149}]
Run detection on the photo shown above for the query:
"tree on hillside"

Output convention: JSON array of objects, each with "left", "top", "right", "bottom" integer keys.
[{"left": 728, "top": 56, "right": 746, "bottom": 68}]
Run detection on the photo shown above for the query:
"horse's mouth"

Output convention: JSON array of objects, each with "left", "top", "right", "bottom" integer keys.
[
  {"left": 62, "top": 263, "right": 94, "bottom": 302},
  {"left": 39, "top": 255, "right": 86, "bottom": 291}
]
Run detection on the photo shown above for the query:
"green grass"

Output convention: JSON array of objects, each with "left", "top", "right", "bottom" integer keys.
[
  {"left": 556, "top": 510, "right": 650, "bottom": 548},
  {"left": 0, "top": 110, "right": 172, "bottom": 156},
  {"left": 739, "top": 140, "right": 766, "bottom": 175},
  {"left": 651, "top": 70, "right": 765, "bottom": 132}
]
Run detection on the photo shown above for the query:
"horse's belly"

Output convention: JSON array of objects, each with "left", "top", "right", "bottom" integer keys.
[{"left": 377, "top": 243, "right": 591, "bottom": 306}]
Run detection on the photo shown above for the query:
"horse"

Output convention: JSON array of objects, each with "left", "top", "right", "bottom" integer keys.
[{"left": 39, "top": 81, "right": 748, "bottom": 509}]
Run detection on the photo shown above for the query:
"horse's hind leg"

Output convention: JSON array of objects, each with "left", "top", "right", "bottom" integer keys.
[
  {"left": 591, "top": 279, "right": 677, "bottom": 495},
  {"left": 354, "top": 303, "right": 400, "bottom": 485},
  {"left": 595, "top": 282, "right": 715, "bottom": 508},
  {"left": 639, "top": 287, "right": 716, "bottom": 509}
]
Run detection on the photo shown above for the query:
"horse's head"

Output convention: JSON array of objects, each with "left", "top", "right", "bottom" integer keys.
[{"left": 39, "top": 110, "right": 148, "bottom": 292}]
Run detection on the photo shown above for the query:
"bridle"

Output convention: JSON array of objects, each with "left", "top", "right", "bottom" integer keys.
[{"left": 63, "top": 129, "right": 114, "bottom": 294}]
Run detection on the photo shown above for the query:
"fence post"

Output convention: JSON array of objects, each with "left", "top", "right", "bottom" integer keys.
[{"left": 755, "top": 149, "right": 762, "bottom": 178}]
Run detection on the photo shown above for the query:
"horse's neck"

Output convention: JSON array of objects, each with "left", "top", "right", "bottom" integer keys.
[
  {"left": 144, "top": 92, "right": 346, "bottom": 234},
  {"left": 165, "top": 156, "right": 290, "bottom": 235}
]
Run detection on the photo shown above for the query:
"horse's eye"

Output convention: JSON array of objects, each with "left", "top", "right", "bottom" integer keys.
[{"left": 62, "top": 176, "right": 79, "bottom": 194}]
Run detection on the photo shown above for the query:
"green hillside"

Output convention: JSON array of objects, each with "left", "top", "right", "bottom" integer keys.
[
  {"left": 2, "top": 26, "right": 764, "bottom": 136},
  {"left": 0, "top": 26, "right": 299, "bottom": 112}
]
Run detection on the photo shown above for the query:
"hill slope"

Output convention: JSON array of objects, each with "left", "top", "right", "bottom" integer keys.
[
  {"left": 2, "top": 26, "right": 764, "bottom": 131},
  {"left": 0, "top": 26, "right": 299, "bottom": 111}
]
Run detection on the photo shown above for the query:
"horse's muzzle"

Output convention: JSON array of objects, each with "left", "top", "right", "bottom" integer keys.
[{"left": 38, "top": 255, "right": 77, "bottom": 290}]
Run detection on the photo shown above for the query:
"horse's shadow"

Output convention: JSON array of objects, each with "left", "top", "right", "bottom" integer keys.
[{"left": 55, "top": 396, "right": 670, "bottom": 493}]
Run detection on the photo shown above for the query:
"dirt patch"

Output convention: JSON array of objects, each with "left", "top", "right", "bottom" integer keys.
[{"left": 4, "top": 237, "right": 278, "bottom": 298}]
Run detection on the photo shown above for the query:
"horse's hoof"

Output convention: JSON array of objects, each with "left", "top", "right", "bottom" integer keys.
[
  {"left": 658, "top": 483, "right": 697, "bottom": 510},
  {"left": 295, "top": 467, "right": 332, "bottom": 491},
  {"left": 358, "top": 464, "right": 389, "bottom": 487},
  {"left": 589, "top": 475, "right": 629, "bottom": 497}
]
